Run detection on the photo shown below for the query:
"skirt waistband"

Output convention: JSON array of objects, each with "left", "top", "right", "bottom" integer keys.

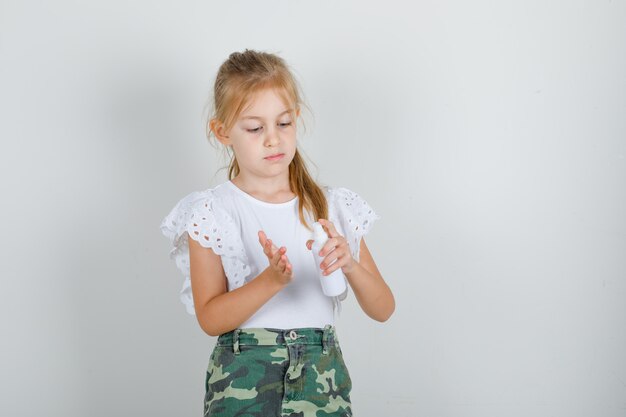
[{"left": 217, "top": 324, "right": 339, "bottom": 347}]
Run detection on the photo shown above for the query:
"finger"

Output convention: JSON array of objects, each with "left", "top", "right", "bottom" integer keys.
[
  {"left": 281, "top": 253, "right": 292, "bottom": 272},
  {"left": 271, "top": 246, "right": 280, "bottom": 265},
  {"left": 306, "top": 240, "right": 313, "bottom": 250},
  {"left": 272, "top": 246, "right": 286, "bottom": 267},
  {"left": 323, "top": 257, "right": 342, "bottom": 276},
  {"left": 318, "top": 238, "right": 338, "bottom": 257},
  {"left": 319, "top": 219, "right": 340, "bottom": 238},
  {"left": 320, "top": 247, "right": 340, "bottom": 270},
  {"left": 284, "top": 259, "right": 294, "bottom": 275},
  {"left": 280, "top": 255, "right": 291, "bottom": 273},
  {"left": 260, "top": 232, "right": 280, "bottom": 255}
]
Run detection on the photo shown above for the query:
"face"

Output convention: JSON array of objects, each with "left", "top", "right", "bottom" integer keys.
[{"left": 220, "top": 88, "right": 297, "bottom": 181}]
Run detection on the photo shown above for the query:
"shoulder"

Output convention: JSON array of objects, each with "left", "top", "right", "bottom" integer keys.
[
  {"left": 160, "top": 182, "right": 234, "bottom": 240},
  {"left": 160, "top": 181, "right": 248, "bottom": 265},
  {"left": 168, "top": 182, "right": 233, "bottom": 212},
  {"left": 325, "top": 185, "right": 362, "bottom": 197},
  {"left": 324, "top": 185, "right": 374, "bottom": 213},
  {"left": 322, "top": 184, "right": 381, "bottom": 260}
]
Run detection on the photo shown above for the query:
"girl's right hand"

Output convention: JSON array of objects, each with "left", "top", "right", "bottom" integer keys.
[{"left": 258, "top": 230, "right": 293, "bottom": 286}]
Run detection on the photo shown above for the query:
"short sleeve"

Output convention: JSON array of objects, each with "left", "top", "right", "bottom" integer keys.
[
  {"left": 326, "top": 186, "right": 381, "bottom": 303},
  {"left": 326, "top": 186, "right": 381, "bottom": 264},
  {"left": 159, "top": 189, "right": 251, "bottom": 315}
]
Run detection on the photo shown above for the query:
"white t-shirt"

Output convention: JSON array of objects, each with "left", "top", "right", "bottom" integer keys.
[{"left": 160, "top": 180, "right": 380, "bottom": 329}]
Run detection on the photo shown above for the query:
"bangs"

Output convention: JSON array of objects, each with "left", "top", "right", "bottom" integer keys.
[{"left": 222, "top": 77, "right": 299, "bottom": 130}]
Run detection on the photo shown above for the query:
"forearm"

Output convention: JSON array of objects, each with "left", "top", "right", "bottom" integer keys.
[
  {"left": 344, "top": 262, "right": 395, "bottom": 322},
  {"left": 197, "top": 269, "right": 286, "bottom": 336}
]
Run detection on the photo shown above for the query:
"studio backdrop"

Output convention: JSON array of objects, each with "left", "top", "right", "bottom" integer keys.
[{"left": 1, "top": 1, "right": 624, "bottom": 416}]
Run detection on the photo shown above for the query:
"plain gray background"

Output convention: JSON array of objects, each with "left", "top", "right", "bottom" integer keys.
[{"left": 1, "top": 1, "right": 625, "bottom": 416}]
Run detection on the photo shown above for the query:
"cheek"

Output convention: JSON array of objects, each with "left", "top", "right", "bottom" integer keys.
[
  {"left": 231, "top": 145, "right": 255, "bottom": 161},
  {"left": 286, "top": 133, "right": 298, "bottom": 149},
  {"left": 232, "top": 140, "right": 255, "bottom": 154}
]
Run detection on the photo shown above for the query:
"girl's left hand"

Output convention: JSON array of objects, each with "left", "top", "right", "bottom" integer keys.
[{"left": 306, "top": 218, "right": 356, "bottom": 276}]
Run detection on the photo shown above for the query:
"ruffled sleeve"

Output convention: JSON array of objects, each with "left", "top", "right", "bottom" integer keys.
[
  {"left": 159, "top": 189, "right": 251, "bottom": 315},
  {"left": 327, "top": 186, "right": 380, "bottom": 263},
  {"left": 326, "top": 186, "right": 381, "bottom": 305}
]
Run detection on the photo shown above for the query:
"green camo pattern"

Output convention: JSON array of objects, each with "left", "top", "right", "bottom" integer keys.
[{"left": 204, "top": 326, "right": 352, "bottom": 417}]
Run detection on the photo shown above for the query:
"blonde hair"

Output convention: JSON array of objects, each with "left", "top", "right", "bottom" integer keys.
[{"left": 206, "top": 49, "right": 327, "bottom": 231}]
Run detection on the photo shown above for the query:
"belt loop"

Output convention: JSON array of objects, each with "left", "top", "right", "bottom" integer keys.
[
  {"left": 233, "top": 329, "right": 241, "bottom": 355},
  {"left": 322, "top": 324, "right": 331, "bottom": 355}
]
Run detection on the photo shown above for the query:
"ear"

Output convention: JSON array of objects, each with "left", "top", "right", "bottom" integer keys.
[
  {"left": 209, "top": 119, "right": 231, "bottom": 145},
  {"left": 295, "top": 107, "right": 301, "bottom": 118}
]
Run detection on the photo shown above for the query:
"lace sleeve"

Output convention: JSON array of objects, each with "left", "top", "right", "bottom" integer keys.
[
  {"left": 325, "top": 186, "right": 381, "bottom": 305},
  {"left": 327, "top": 186, "right": 381, "bottom": 264},
  {"left": 160, "top": 190, "right": 251, "bottom": 315}
]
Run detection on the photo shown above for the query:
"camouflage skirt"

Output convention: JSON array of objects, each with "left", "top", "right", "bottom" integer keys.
[{"left": 204, "top": 324, "right": 353, "bottom": 417}]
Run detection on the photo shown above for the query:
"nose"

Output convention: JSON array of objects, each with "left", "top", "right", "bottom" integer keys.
[{"left": 264, "top": 125, "right": 280, "bottom": 147}]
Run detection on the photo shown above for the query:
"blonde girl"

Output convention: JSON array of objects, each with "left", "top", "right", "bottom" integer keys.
[{"left": 161, "top": 49, "right": 395, "bottom": 417}]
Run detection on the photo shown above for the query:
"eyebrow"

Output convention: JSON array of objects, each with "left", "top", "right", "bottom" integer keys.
[{"left": 240, "top": 109, "right": 292, "bottom": 120}]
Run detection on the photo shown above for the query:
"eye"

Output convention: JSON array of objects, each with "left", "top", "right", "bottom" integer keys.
[
  {"left": 278, "top": 121, "right": 292, "bottom": 128},
  {"left": 246, "top": 126, "right": 263, "bottom": 133}
]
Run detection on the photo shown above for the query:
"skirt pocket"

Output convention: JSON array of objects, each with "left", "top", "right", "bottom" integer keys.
[
  {"left": 332, "top": 345, "right": 353, "bottom": 395},
  {"left": 204, "top": 346, "right": 225, "bottom": 416},
  {"left": 204, "top": 345, "right": 285, "bottom": 416}
]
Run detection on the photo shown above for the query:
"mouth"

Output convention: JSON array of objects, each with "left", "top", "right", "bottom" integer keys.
[{"left": 264, "top": 153, "right": 284, "bottom": 161}]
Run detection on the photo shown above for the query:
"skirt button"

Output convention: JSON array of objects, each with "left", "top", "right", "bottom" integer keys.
[{"left": 289, "top": 330, "right": 298, "bottom": 340}]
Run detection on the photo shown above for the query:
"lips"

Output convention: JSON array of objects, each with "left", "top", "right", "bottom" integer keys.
[{"left": 264, "top": 153, "right": 284, "bottom": 160}]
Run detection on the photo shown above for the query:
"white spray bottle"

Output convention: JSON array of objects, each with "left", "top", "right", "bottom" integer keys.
[{"left": 311, "top": 221, "right": 347, "bottom": 297}]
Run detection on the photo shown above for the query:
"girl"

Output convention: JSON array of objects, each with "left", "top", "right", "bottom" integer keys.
[{"left": 160, "top": 49, "right": 395, "bottom": 417}]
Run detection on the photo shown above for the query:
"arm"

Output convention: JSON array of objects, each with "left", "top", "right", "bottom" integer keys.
[
  {"left": 312, "top": 219, "right": 395, "bottom": 323},
  {"left": 188, "top": 235, "right": 288, "bottom": 337},
  {"left": 343, "top": 237, "right": 395, "bottom": 322}
]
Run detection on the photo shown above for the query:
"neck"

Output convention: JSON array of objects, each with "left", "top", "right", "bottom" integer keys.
[{"left": 231, "top": 174, "right": 294, "bottom": 200}]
